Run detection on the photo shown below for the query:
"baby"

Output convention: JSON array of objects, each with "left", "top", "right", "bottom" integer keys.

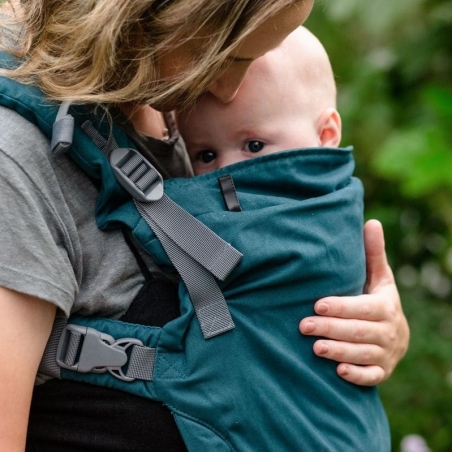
[
  {"left": 150, "top": 26, "right": 390, "bottom": 451},
  {"left": 177, "top": 26, "right": 342, "bottom": 174}
]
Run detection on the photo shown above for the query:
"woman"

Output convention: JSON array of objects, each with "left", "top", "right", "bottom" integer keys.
[{"left": 0, "top": 0, "right": 408, "bottom": 450}]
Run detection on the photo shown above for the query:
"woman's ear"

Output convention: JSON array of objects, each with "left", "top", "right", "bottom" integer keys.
[{"left": 317, "top": 107, "right": 342, "bottom": 147}]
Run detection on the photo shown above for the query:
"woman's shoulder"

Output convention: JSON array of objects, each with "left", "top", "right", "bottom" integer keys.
[
  {"left": 0, "top": 104, "right": 79, "bottom": 314},
  {"left": 0, "top": 104, "right": 160, "bottom": 320}
]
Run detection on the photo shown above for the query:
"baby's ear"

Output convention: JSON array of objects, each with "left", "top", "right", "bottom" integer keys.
[{"left": 317, "top": 108, "right": 342, "bottom": 147}]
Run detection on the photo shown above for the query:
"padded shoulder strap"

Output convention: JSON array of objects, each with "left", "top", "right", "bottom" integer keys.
[{"left": 0, "top": 53, "right": 59, "bottom": 136}]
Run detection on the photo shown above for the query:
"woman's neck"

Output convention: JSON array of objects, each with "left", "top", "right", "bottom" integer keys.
[{"left": 118, "top": 103, "right": 168, "bottom": 140}]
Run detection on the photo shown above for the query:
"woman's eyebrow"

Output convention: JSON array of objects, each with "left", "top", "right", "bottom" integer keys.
[
  {"left": 226, "top": 55, "right": 254, "bottom": 62},
  {"left": 226, "top": 41, "right": 284, "bottom": 63}
]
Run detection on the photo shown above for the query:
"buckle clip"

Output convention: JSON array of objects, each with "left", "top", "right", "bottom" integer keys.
[
  {"left": 110, "top": 148, "right": 164, "bottom": 202},
  {"left": 56, "top": 324, "right": 144, "bottom": 382}
]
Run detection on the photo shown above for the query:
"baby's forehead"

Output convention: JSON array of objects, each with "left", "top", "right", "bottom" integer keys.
[{"left": 268, "top": 26, "right": 330, "bottom": 72}]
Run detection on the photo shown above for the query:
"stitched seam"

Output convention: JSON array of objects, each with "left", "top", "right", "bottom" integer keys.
[
  {"left": 157, "top": 353, "right": 185, "bottom": 379},
  {"left": 0, "top": 263, "right": 74, "bottom": 298}
]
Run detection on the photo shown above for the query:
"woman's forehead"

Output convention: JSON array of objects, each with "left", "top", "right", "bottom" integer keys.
[{"left": 230, "top": 1, "right": 313, "bottom": 61}]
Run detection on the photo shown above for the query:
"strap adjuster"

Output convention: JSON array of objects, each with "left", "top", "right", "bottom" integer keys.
[
  {"left": 56, "top": 324, "right": 144, "bottom": 382},
  {"left": 110, "top": 148, "right": 164, "bottom": 202}
]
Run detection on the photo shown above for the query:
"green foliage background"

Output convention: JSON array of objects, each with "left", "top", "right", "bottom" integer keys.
[{"left": 307, "top": 1, "right": 452, "bottom": 451}]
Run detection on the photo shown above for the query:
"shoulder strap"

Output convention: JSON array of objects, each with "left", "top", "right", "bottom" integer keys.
[{"left": 57, "top": 110, "right": 241, "bottom": 339}]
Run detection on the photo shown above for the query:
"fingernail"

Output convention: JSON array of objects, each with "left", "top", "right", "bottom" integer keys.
[
  {"left": 318, "top": 343, "right": 329, "bottom": 355},
  {"left": 316, "top": 303, "right": 329, "bottom": 315},
  {"left": 339, "top": 365, "right": 350, "bottom": 376},
  {"left": 303, "top": 321, "right": 316, "bottom": 334}
]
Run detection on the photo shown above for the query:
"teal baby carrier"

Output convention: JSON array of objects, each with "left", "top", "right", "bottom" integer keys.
[{"left": 0, "top": 58, "right": 390, "bottom": 451}]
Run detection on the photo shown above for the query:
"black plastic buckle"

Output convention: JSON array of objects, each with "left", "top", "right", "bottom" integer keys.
[
  {"left": 110, "top": 148, "right": 164, "bottom": 202},
  {"left": 56, "top": 324, "right": 143, "bottom": 382}
]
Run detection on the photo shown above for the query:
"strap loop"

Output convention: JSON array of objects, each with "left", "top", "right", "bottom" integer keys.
[{"left": 51, "top": 101, "right": 74, "bottom": 154}]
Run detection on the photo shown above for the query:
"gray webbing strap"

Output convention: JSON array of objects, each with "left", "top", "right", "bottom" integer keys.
[
  {"left": 130, "top": 164, "right": 239, "bottom": 338},
  {"left": 38, "top": 316, "right": 67, "bottom": 378},
  {"left": 72, "top": 117, "right": 241, "bottom": 339},
  {"left": 143, "top": 206, "right": 235, "bottom": 338},
  {"left": 41, "top": 318, "right": 156, "bottom": 382},
  {"left": 126, "top": 346, "right": 156, "bottom": 381},
  {"left": 136, "top": 196, "right": 241, "bottom": 281},
  {"left": 81, "top": 119, "right": 119, "bottom": 156}
]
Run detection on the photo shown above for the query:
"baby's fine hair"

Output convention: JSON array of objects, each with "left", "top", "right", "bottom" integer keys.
[{"left": 0, "top": 0, "right": 304, "bottom": 107}]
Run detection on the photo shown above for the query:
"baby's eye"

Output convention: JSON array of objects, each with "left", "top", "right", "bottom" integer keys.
[
  {"left": 245, "top": 140, "right": 265, "bottom": 153},
  {"left": 198, "top": 150, "right": 217, "bottom": 163}
]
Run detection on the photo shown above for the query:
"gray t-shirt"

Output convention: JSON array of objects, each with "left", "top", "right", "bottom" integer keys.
[{"left": 0, "top": 105, "right": 192, "bottom": 318}]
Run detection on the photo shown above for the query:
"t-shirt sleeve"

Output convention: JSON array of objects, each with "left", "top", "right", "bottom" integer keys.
[{"left": 0, "top": 107, "right": 78, "bottom": 316}]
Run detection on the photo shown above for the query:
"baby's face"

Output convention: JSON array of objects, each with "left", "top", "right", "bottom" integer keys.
[
  {"left": 178, "top": 103, "right": 305, "bottom": 175},
  {"left": 177, "top": 60, "right": 319, "bottom": 175}
]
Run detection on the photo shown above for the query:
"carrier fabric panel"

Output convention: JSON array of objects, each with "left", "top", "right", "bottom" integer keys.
[
  {"left": 0, "top": 68, "right": 388, "bottom": 450},
  {"left": 147, "top": 148, "right": 390, "bottom": 451}
]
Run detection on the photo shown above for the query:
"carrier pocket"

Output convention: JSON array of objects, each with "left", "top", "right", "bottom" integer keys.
[{"left": 172, "top": 410, "right": 235, "bottom": 452}]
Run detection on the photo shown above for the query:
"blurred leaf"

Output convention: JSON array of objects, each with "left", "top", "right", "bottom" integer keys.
[
  {"left": 423, "top": 85, "right": 452, "bottom": 118},
  {"left": 372, "top": 126, "right": 452, "bottom": 196}
]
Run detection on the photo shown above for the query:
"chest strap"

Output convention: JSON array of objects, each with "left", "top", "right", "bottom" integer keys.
[{"left": 40, "top": 317, "right": 156, "bottom": 382}]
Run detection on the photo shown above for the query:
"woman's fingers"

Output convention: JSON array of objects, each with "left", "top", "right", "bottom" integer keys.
[
  {"left": 336, "top": 363, "right": 386, "bottom": 386},
  {"left": 311, "top": 293, "right": 392, "bottom": 322},
  {"left": 299, "top": 316, "right": 392, "bottom": 346},
  {"left": 313, "top": 340, "right": 384, "bottom": 366},
  {"left": 312, "top": 340, "right": 388, "bottom": 386}
]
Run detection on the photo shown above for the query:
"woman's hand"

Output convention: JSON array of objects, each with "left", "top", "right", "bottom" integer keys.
[{"left": 299, "top": 219, "right": 410, "bottom": 386}]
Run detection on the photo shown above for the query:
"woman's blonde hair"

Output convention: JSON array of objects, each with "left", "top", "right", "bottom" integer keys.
[{"left": 0, "top": 0, "right": 301, "bottom": 107}]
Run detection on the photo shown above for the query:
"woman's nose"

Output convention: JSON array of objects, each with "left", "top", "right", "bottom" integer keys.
[{"left": 207, "top": 68, "right": 248, "bottom": 103}]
